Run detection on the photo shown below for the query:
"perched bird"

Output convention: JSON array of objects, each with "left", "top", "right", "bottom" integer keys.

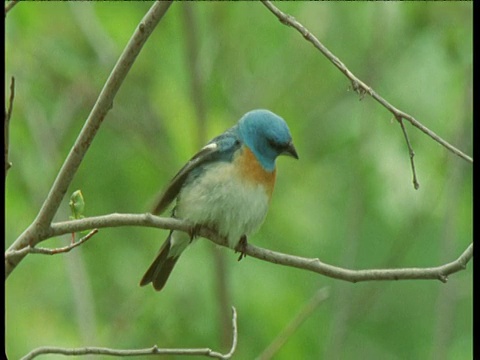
[{"left": 140, "top": 109, "right": 298, "bottom": 291}]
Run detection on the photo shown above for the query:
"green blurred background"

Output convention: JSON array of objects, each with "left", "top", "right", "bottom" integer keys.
[{"left": 5, "top": 2, "right": 472, "bottom": 359}]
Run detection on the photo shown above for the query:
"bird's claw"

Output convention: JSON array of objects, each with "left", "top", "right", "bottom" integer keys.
[
  {"left": 235, "top": 235, "right": 248, "bottom": 261},
  {"left": 188, "top": 224, "right": 202, "bottom": 241}
]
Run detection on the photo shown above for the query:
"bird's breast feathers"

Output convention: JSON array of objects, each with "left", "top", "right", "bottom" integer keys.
[
  {"left": 235, "top": 146, "right": 276, "bottom": 197},
  {"left": 175, "top": 145, "right": 276, "bottom": 248}
]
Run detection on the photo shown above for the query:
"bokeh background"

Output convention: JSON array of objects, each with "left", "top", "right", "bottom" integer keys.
[{"left": 5, "top": 2, "right": 472, "bottom": 359}]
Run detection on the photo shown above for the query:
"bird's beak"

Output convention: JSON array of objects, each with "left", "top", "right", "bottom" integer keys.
[{"left": 283, "top": 141, "right": 299, "bottom": 159}]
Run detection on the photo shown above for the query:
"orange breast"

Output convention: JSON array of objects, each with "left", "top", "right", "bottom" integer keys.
[{"left": 235, "top": 146, "right": 276, "bottom": 197}]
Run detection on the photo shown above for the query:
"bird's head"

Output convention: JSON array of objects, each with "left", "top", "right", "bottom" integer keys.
[{"left": 237, "top": 109, "right": 298, "bottom": 171}]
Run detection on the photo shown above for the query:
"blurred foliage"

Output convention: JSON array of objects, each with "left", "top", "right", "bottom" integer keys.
[{"left": 5, "top": 2, "right": 472, "bottom": 360}]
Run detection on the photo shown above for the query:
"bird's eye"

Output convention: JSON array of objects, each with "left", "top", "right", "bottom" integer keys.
[{"left": 268, "top": 139, "right": 285, "bottom": 152}]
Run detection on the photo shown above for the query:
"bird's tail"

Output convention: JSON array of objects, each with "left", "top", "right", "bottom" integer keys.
[{"left": 140, "top": 231, "right": 188, "bottom": 291}]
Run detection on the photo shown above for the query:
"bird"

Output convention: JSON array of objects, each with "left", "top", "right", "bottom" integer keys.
[{"left": 140, "top": 109, "right": 298, "bottom": 291}]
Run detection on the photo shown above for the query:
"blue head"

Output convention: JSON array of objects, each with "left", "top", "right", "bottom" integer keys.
[{"left": 237, "top": 109, "right": 298, "bottom": 171}]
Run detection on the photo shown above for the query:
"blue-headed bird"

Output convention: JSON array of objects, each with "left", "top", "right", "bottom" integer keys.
[{"left": 140, "top": 109, "right": 298, "bottom": 291}]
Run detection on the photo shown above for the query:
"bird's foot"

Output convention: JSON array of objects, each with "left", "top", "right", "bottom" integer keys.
[
  {"left": 188, "top": 224, "right": 202, "bottom": 241},
  {"left": 235, "top": 235, "right": 248, "bottom": 261}
]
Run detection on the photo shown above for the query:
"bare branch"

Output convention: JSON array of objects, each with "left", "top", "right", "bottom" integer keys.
[
  {"left": 34, "top": 0, "right": 173, "bottom": 230},
  {"left": 261, "top": 1, "right": 473, "bottom": 165},
  {"left": 5, "top": 214, "right": 472, "bottom": 283},
  {"left": 20, "top": 306, "right": 238, "bottom": 360},
  {"left": 7, "top": 229, "right": 98, "bottom": 258},
  {"left": 5, "top": 76, "right": 15, "bottom": 174},
  {"left": 397, "top": 116, "right": 420, "bottom": 189},
  {"left": 20, "top": 344, "right": 236, "bottom": 360},
  {"left": 4, "top": 0, "right": 20, "bottom": 15},
  {"left": 4, "top": 1, "right": 173, "bottom": 279},
  {"left": 223, "top": 307, "right": 238, "bottom": 359},
  {"left": 48, "top": 213, "right": 191, "bottom": 236},
  {"left": 244, "top": 240, "right": 472, "bottom": 283}
]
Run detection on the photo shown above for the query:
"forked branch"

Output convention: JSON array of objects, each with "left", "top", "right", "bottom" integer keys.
[
  {"left": 20, "top": 307, "right": 238, "bottom": 360},
  {"left": 5, "top": 214, "right": 472, "bottom": 284},
  {"left": 261, "top": 0, "right": 473, "bottom": 172}
]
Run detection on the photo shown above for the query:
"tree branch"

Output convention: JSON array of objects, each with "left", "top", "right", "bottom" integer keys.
[
  {"left": 397, "top": 116, "right": 420, "bottom": 189},
  {"left": 20, "top": 307, "right": 238, "bottom": 360},
  {"left": 5, "top": 213, "right": 472, "bottom": 283},
  {"left": 5, "top": 76, "right": 15, "bottom": 174},
  {"left": 4, "top": 0, "right": 20, "bottom": 15},
  {"left": 261, "top": 1, "right": 473, "bottom": 166},
  {"left": 4, "top": 1, "right": 173, "bottom": 279},
  {"left": 244, "top": 240, "right": 472, "bottom": 283},
  {"left": 7, "top": 229, "right": 98, "bottom": 258}
]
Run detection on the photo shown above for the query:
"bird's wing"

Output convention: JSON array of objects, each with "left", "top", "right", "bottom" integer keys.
[{"left": 151, "top": 131, "right": 240, "bottom": 215}]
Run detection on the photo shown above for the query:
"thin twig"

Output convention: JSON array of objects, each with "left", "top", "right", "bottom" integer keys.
[
  {"left": 20, "top": 306, "right": 238, "bottom": 360},
  {"left": 5, "top": 76, "right": 15, "bottom": 173},
  {"left": 261, "top": 1, "right": 473, "bottom": 166},
  {"left": 397, "top": 116, "right": 420, "bottom": 189},
  {"left": 5, "top": 214, "right": 472, "bottom": 283},
  {"left": 7, "top": 229, "right": 98, "bottom": 258},
  {"left": 34, "top": 0, "right": 173, "bottom": 230},
  {"left": 224, "top": 307, "right": 238, "bottom": 359},
  {"left": 4, "top": 1, "right": 174, "bottom": 279},
  {"left": 4, "top": 0, "right": 20, "bottom": 15}
]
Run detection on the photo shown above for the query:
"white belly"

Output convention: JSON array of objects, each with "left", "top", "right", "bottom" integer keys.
[{"left": 175, "top": 161, "right": 270, "bottom": 248}]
